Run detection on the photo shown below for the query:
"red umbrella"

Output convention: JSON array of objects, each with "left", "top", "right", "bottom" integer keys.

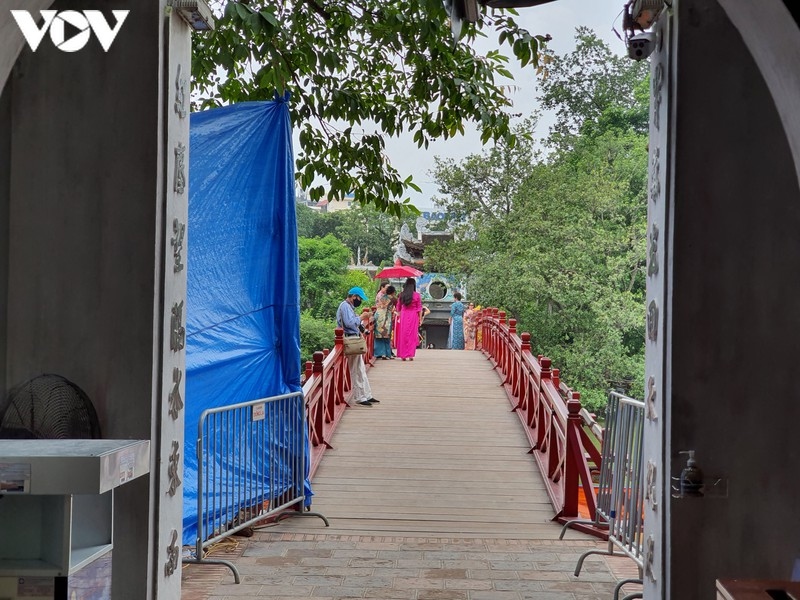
[{"left": 374, "top": 260, "right": 423, "bottom": 279}]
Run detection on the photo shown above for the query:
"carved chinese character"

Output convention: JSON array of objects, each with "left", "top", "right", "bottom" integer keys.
[
  {"left": 168, "top": 367, "right": 183, "bottom": 420},
  {"left": 646, "top": 376, "right": 658, "bottom": 421},
  {"left": 170, "top": 301, "right": 185, "bottom": 351},
  {"left": 648, "top": 224, "right": 659, "bottom": 277},
  {"left": 167, "top": 440, "right": 182, "bottom": 497},
  {"left": 174, "top": 64, "right": 187, "bottom": 119},
  {"left": 647, "top": 300, "right": 659, "bottom": 342},
  {"left": 165, "top": 529, "right": 180, "bottom": 577},
  {"left": 645, "top": 460, "right": 658, "bottom": 511},
  {"left": 644, "top": 535, "right": 657, "bottom": 582},
  {"left": 174, "top": 143, "right": 186, "bottom": 195},
  {"left": 649, "top": 146, "right": 661, "bottom": 204},
  {"left": 652, "top": 62, "right": 664, "bottom": 131},
  {"left": 171, "top": 218, "right": 185, "bottom": 273}
]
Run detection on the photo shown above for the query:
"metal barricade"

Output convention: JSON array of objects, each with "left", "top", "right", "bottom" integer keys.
[
  {"left": 559, "top": 392, "right": 620, "bottom": 537},
  {"left": 568, "top": 392, "right": 645, "bottom": 600},
  {"left": 182, "top": 391, "right": 328, "bottom": 582}
]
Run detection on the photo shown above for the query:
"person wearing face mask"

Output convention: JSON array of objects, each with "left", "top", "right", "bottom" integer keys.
[{"left": 336, "top": 287, "right": 379, "bottom": 407}]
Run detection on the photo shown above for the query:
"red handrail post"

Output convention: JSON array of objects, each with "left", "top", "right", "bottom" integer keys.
[
  {"left": 310, "top": 351, "right": 325, "bottom": 447},
  {"left": 520, "top": 331, "right": 531, "bottom": 353},
  {"left": 565, "top": 392, "right": 597, "bottom": 520},
  {"left": 537, "top": 358, "right": 552, "bottom": 451},
  {"left": 334, "top": 328, "right": 346, "bottom": 402},
  {"left": 563, "top": 394, "right": 582, "bottom": 518}
]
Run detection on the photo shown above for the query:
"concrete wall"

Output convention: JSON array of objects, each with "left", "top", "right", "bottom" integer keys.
[
  {"left": 666, "top": 0, "right": 800, "bottom": 596},
  {"left": 1, "top": 1, "right": 166, "bottom": 597}
]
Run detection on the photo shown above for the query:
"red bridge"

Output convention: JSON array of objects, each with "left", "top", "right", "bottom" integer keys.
[{"left": 181, "top": 309, "right": 636, "bottom": 600}]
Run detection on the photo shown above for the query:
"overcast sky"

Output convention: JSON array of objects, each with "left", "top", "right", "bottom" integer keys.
[{"left": 383, "top": 0, "right": 626, "bottom": 211}]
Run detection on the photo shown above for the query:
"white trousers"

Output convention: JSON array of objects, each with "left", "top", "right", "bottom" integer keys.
[{"left": 347, "top": 353, "right": 372, "bottom": 404}]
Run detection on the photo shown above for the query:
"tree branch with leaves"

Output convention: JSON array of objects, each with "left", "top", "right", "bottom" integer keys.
[{"left": 193, "top": 0, "right": 550, "bottom": 215}]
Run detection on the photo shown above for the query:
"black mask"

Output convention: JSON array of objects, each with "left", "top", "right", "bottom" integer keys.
[{"left": 352, "top": 297, "right": 362, "bottom": 307}]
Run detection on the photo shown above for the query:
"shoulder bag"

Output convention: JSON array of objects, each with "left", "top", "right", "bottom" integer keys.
[{"left": 343, "top": 335, "right": 367, "bottom": 356}]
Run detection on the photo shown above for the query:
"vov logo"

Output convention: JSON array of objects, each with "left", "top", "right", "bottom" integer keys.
[{"left": 11, "top": 10, "right": 130, "bottom": 53}]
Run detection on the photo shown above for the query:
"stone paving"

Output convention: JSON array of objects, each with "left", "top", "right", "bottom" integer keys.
[{"left": 181, "top": 532, "right": 642, "bottom": 600}]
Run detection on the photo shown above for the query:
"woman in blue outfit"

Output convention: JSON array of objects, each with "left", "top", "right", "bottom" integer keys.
[{"left": 448, "top": 292, "right": 465, "bottom": 350}]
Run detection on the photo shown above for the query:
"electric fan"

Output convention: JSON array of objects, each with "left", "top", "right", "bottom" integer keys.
[{"left": 0, "top": 374, "right": 102, "bottom": 439}]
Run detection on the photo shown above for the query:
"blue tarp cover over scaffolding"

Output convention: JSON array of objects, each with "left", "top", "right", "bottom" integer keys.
[{"left": 182, "top": 99, "right": 308, "bottom": 546}]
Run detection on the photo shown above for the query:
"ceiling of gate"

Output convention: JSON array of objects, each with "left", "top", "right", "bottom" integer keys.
[{"left": 718, "top": 0, "right": 800, "bottom": 191}]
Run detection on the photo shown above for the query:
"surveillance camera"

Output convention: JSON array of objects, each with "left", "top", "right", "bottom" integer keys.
[{"left": 627, "top": 31, "right": 656, "bottom": 61}]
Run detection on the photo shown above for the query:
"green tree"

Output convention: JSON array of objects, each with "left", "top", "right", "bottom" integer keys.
[
  {"left": 297, "top": 237, "right": 378, "bottom": 371},
  {"left": 537, "top": 27, "right": 649, "bottom": 144},
  {"left": 334, "top": 205, "right": 406, "bottom": 266},
  {"left": 430, "top": 117, "right": 538, "bottom": 235},
  {"left": 297, "top": 202, "right": 419, "bottom": 266},
  {"left": 193, "top": 1, "right": 551, "bottom": 215},
  {"left": 299, "top": 311, "right": 337, "bottom": 366},
  {"left": 298, "top": 235, "right": 351, "bottom": 318},
  {"left": 295, "top": 202, "right": 319, "bottom": 238},
  {"left": 342, "top": 270, "right": 376, "bottom": 303},
  {"left": 428, "top": 30, "right": 648, "bottom": 412}
]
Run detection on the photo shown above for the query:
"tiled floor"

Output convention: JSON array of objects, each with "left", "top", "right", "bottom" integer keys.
[{"left": 181, "top": 532, "right": 643, "bottom": 600}]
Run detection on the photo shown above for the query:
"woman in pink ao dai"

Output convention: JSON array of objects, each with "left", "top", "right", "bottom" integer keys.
[{"left": 395, "top": 277, "right": 422, "bottom": 360}]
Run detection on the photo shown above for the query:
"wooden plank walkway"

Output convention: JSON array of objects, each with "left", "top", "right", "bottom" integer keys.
[
  {"left": 279, "top": 349, "right": 570, "bottom": 539},
  {"left": 181, "top": 349, "right": 642, "bottom": 599}
]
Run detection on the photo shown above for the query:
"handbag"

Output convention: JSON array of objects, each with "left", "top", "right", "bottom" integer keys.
[{"left": 343, "top": 335, "right": 367, "bottom": 356}]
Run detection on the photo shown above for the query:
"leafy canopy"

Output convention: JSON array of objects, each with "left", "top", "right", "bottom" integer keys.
[
  {"left": 297, "top": 201, "right": 418, "bottom": 266},
  {"left": 297, "top": 234, "right": 375, "bottom": 365},
  {"left": 298, "top": 234, "right": 376, "bottom": 318},
  {"left": 430, "top": 116, "right": 536, "bottom": 235},
  {"left": 193, "top": 0, "right": 550, "bottom": 215},
  {"left": 426, "top": 30, "right": 649, "bottom": 412}
]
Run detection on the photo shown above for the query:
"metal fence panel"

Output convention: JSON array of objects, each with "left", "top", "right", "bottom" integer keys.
[
  {"left": 182, "top": 391, "right": 328, "bottom": 582},
  {"left": 567, "top": 392, "right": 645, "bottom": 600}
]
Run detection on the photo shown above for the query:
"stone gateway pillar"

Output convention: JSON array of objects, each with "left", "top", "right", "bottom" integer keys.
[
  {"left": 0, "top": 2, "right": 196, "bottom": 598},
  {"left": 645, "top": 0, "right": 800, "bottom": 597}
]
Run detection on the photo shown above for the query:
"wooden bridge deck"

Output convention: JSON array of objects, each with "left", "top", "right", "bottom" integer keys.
[
  {"left": 281, "top": 348, "right": 569, "bottom": 539},
  {"left": 180, "top": 349, "right": 640, "bottom": 599}
]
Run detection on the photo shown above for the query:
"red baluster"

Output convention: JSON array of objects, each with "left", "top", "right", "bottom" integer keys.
[
  {"left": 541, "top": 357, "right": 552, "bottom": 379},
  {"left": 304, "top": 360, "right": 312, "bottom": 383},
  {"left": 562, "top": 395, "right": 582, "bottom": 518},
  {"left": 508, "top": 319, "right": 517, "bottom": 385},
  {"left": 553, "top": 368, "right": 560, "bottom": 390},
  {"left": 537, "top": 358, "right": 552, "bottom": 451},
  {"left": 311, "top": 351, "right": 325, "bottom": 445},
  {"left": 334, "top": 327, "right": 344, "bottom": 350},
  {"left": 521, "top": 332, "right": 531, "bottom": 353}
]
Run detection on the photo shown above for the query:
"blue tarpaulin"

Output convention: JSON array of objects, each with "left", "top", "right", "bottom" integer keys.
[{"left": 182, "top": 100, "right": 306, "bottom": 546}]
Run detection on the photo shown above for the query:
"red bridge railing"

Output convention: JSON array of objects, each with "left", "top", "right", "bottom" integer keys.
[
  {"left": 301, "top": 305, "right": 604, "bottom": 537},
  {"left": 301, "top": 311, "right": 376, "bottom": 478},
  {"left": 478, "top": 307, "right": 604, "bottom": 537}
]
